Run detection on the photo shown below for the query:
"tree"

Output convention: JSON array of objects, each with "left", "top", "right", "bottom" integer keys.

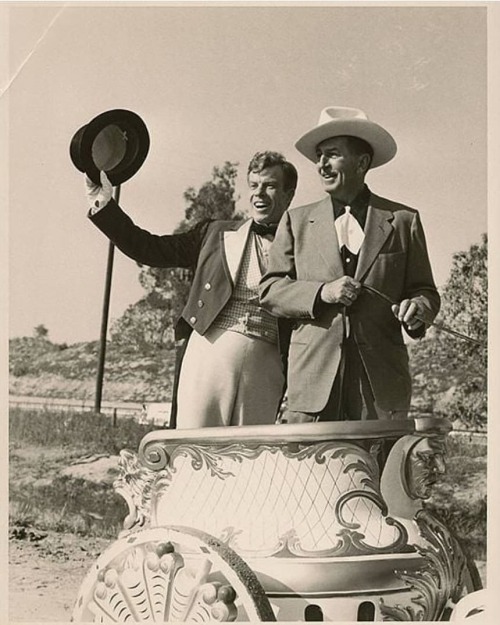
[
  {"left": 410, "top": 234, "right": 487, "bottom": 428},
  {"left": 110, "top": 161, "right": 242, "bottom": 350},
  {"left": 109, "top": 292, "right": 175, "bottom": 353},
  {"left": 180, "top": 162, "right": 243, "bottom": 228},
  {"left": 33, "top": 324, "right": 49, "bottom": 340}
]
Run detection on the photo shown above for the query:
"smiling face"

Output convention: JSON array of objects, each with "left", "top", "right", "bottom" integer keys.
[
  {"left": 315, "top": 136, "right": 371, "bottom": 202},
  {"left": 247, "top": 165, "right": 294, "bottom": 225}
]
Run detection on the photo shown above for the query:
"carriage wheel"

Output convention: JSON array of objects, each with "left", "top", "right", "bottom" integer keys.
[
  {"left": 463, "top": 553, "right": 483, "bottom": 593},
  {"left": 72, "top": 526, "right": 276, "bottom": 622}
]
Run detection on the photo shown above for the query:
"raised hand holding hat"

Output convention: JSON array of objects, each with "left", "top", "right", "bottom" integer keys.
[{"left": 85, "top": 171, "right": 113, "bottom": 214}]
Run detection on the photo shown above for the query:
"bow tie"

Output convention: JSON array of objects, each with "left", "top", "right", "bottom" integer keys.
[{"left": 251, "top": 221, "right": 278, "bottom": 237}]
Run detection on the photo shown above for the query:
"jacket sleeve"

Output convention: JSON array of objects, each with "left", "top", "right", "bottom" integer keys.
[
  {"left": 402, "top": 211, "right": 441, "bottom": 338},
  {"left": 259, "top": 210, "right": 325, "bottom": 319},
  {"left": 89, "top": 199, "right": 211, "bottom": 269}
]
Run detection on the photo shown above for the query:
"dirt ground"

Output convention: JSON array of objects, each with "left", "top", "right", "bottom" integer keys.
[
  {"left": 8, "top": 451, "right": 117, "bottom": 621},
  {"left": 7, "top": 450, "right": 117, "bottom": 620},
  {"left": 9, "top": 530, "right": 110, "bottom": 622}
]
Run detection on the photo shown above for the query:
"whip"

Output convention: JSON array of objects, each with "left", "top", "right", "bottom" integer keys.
[{"left": 361, "top": 284, "right": 485, "bottom": 347}]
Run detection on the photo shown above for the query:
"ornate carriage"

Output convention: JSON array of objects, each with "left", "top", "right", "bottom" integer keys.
[{"left": 72, "top": 417, "right": 482, "bottom": 622}]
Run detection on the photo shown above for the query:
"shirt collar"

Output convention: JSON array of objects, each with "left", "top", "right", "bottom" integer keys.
[{"left": 332, "top": 184, "right": 371, "bottom": 224}]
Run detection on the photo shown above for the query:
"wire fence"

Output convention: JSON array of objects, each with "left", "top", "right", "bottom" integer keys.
[
  {"left": 8, "top": 396, "right": 175, "bottom": 428},
  {"left": 9, "top": 395, "right": 141, "bottom": 418},
  {"left": 448, "top": 429, "right": 487, "bottom": 445}
]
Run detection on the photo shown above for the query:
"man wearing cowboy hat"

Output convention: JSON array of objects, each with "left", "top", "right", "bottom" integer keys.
[
  {"left": 260, "top": 107, "right": 440, "bottom": 422},
  {"left": 85, "top": 151, "right": 297, "bottom": 429}
]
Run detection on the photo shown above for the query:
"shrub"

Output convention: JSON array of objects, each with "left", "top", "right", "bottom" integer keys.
[
  {"left": 10, "top": 476, "right": 128, "bottom": 538},
  {"left": 427, "top": 434, "right": 487, "bottom": 561}
]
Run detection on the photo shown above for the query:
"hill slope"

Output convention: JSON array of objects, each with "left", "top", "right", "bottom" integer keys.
[
  {"left": 9, "top": 333, "right": 483, "bottom": 422},
  {"left": 9, "top": 336, "right": 176, "bottom": 402}
]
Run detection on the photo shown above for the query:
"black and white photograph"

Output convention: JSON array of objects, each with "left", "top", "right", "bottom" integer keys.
[{"left": 3, "top": 2, "right": 497, "bottom": 622}]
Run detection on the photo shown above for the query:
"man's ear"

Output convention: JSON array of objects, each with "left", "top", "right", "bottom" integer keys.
[
  {"left": 358, "top": 153, "right": 371, "bottom": 174},
  {"left": 285, "top": 188, "right": 295, "bottom": 208}
]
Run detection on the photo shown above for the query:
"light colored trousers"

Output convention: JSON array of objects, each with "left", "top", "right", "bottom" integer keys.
[{"left": 176, "top": 326, "right": 285, "bottom": 429}]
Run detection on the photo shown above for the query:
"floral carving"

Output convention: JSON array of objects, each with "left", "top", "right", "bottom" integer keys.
[
  {"left": 141, "top": 440, "right": 277, "bottom": 473},
  {"left": 140, "top": 439, "right": 171, "bottom": 471},
  {"left": 333, "top": 490, "right": 411, "bottom": 554},
  {"left": 141, "top": 439, "right": 375, "bottom": 473},
  {"left": 379, "top": 508, "right": 467, "bottom": 621},
  {"left": 113, "top": 449, "right": 170, "bottom": 530}
]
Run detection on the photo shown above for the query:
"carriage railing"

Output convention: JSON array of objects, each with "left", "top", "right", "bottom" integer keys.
[{"left": 115, "top": 417, "right": 451, "bottom": 559}]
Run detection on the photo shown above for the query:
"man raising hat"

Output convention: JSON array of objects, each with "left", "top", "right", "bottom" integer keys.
[
  {"left": 85, "top": 151, "right": 297, "bottom": 429},
  {"left": 260, "top": 107, "right": 440, "bottom": 422}
]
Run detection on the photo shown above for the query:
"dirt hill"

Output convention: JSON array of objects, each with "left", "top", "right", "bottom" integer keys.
[
  {"left": 9, "top": 333, "right": 484, "bottom": 425},
  {"left": 9, "top": 336, "right": 176, "bottom": 402}
]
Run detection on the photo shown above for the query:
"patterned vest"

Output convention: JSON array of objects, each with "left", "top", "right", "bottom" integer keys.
[{"left": 212, "top": 233, "right": 278, "bottom": 344}]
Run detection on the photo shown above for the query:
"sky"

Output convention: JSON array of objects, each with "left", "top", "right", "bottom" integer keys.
[{"left": 3, "top": 2, "right": 492, "bottom": 345}]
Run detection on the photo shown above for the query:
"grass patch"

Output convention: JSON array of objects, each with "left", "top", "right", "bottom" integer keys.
[
  {"left": 9, "top": 406, "right": 158, "bottom": 454},
  {"left": 9, "top": 407, "right": 159, "bottom": 537},
  {"left": 10, "top": 476, "right": 128, "bottom": 538}
]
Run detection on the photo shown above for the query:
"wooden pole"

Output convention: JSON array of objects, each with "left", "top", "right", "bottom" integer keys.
[{"left": 94, "top": 184, "right": 121, "bottom": 414}]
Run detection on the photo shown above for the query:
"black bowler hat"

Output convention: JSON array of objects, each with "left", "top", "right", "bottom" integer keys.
[{"left": 70, "top": 109, "right": 150, "bottom": 186}]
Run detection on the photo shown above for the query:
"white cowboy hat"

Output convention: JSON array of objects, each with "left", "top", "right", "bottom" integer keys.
[{"left": 295, "top": 106, "right": 397, "bottom": 168}]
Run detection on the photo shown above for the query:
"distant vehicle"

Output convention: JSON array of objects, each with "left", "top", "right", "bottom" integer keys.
[{"left": 141, "top": 402, "right": 172, "bottom": 427}]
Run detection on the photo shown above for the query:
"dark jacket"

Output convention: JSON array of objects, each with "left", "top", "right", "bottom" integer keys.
[{"left": 90, "top": 200, "right": 291, "bottom": 424}]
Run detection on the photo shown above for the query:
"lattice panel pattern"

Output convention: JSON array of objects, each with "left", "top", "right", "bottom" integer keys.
[{"left": 154, "top": 443, "right": 403, "bottom": 557}]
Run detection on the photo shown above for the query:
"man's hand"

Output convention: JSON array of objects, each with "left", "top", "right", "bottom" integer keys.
[
  {"left": 85, "top": 171, "right": 113, "bottom": 211},
  {"left": 391, "top": 299, "right": 425, "bottom": 331},
  {"left": 320, "top": 276, "right": 361, "bottom": 306}
]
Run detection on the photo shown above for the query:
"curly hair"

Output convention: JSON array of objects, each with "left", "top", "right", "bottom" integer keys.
[{"left": 247, "top": 151, "right": 298, "bottom": 192}]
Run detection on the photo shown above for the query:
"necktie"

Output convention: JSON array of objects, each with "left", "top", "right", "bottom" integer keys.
[
  {"left": 251, "top": 221, "right": 278, "bottom": 237},
  {"left": 335, "top": 205, "right": 365, "bottom": 254}
]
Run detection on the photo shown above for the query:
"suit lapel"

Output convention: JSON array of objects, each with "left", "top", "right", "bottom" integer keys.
[
  {"left": 355, "top": 200, "right": 394, "bottom": 281},
  {"left": 222, "top": 219, "right": 252, "bottom": 284},
  {"left": 311, "top": 197, "right": 344, "bottom": 280}
]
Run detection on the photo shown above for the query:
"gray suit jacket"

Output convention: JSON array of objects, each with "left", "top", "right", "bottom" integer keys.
[{"left": 259, "top": 192, "right": 440, "bottom": 414}]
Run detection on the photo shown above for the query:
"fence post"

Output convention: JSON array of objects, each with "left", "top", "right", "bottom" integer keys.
[
  {"left": 94, "top": 185, "right": 121, "bottom": 414},
  {"left": 113, "top": 408, "right": 117, "bottom": 428}
]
